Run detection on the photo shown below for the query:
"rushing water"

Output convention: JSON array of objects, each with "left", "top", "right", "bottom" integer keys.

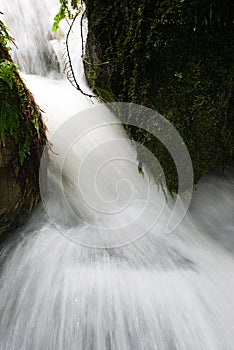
[{"left": 1, "top": 1, "right": 234, "bottom": 349}]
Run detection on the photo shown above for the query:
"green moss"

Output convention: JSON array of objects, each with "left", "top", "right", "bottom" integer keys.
[
  {"left": 0, "top": 100, "right": 19, "bottom": 145},
  {"left": 0, "top": 60, "right": 16, "bottom": 89},
  {"left": 0, "top": 19, "right": 46, "bottom": 165},
  {"left": 0, "top": 19, "right": 12, "bottom": 51},
  {"left": 0, "top": 17, "right": 47, "bottom": 237}
]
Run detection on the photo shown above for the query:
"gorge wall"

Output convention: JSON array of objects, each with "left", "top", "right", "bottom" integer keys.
[
  {"left": 84, "top": 0, "right": 234, "bottom": 191},
  {"left": 0, "top": 19, "right": 46, "bottom": 239}
]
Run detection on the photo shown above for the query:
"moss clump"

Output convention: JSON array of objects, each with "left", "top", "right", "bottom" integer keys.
[
  {"left": 0, "top": 19, "right": 46, "bottom": 164},
  {"left": 84, "top": 0, "right": 234, "bottom": 192},
  {"left": 0, "top": 18, "right": 47, "bottom": 238}
]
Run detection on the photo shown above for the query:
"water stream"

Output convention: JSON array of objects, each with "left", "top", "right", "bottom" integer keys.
[{"left": 0, "top": 1, "right": 234, "bottom": 349}]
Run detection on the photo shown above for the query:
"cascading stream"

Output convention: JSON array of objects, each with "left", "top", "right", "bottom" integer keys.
[{"left": 0, "top": 1, "right": 234, "bottom": 349}]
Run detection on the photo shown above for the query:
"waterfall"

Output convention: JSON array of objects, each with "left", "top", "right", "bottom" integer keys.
[{"left": 0, "top": 1, "right": 234, "bottom": 349}]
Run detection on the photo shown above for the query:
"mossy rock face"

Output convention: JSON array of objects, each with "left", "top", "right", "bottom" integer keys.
[
  {"left": 0, "top": 21, "right": 47, "bottom": 239},
  {"left": 85, "top": 0, "right": 234, "bottom": 191}
]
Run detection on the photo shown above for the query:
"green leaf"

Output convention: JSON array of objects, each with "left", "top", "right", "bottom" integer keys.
[{"left": 0, "top": 60, "right": 16, "bottom": 89}]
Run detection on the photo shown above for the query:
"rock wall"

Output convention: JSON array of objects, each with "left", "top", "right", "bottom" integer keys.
[
  {"left": 84, "top": 0, "right": 234, "bottom": 191},
  {"left": 0, "top": 20, "right": 46, "bottom": 240}
]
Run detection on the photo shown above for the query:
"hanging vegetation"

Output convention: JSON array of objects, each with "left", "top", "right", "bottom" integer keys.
[{"left": 0, "top": 18, "right": 47, "bottom": 239}]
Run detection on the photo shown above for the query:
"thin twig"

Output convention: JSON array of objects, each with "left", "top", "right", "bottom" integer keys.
[
  {"left": 65, "top": 12, "right": 96, "bottom": 98},
  {"left": 80, "top": 11, "right": 85, "bottom": 59}
]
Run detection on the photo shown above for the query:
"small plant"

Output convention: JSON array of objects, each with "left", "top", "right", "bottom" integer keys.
[
  {"left": 0, "top": 59, "right": 17, "bottom": 89},
  {"left": 174, "top": 72, "right": 183, "bottom": 79},
  {"left": 52, "top": 0, "right": 82, "bottom": 32}
]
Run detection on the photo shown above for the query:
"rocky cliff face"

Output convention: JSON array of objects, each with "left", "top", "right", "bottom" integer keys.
[
  {"left": 0, "top": 20, "right": 46, "bottom": 239},
  {"left": 84, "top": 0, "right": 234, "bottom": 191}
]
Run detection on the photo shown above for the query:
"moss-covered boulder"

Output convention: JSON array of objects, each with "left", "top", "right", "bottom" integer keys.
[
  {"left": 84, "top": 0, "right": 234, "bottom": 191},
  {"left": 0, "top": 20, "right": 46, "bottom": 239}
]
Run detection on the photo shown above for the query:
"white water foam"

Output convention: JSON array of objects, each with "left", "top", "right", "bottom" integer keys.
[{"left": 0, "top": 0, "right": 234, "bottom": 349}]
